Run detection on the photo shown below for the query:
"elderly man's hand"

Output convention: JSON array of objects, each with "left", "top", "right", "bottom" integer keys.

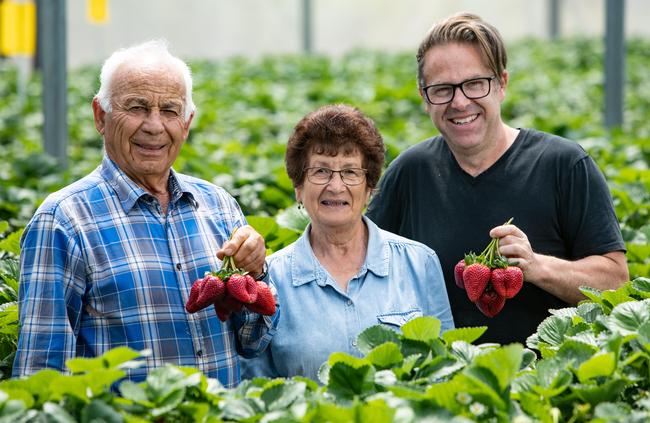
[{"left": 216, "top": 225, "right": 266, "bottom": 277}]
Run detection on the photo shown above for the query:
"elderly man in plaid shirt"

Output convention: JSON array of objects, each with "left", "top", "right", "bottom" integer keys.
[{"left": 13, "top": 40, "right": 279, "bottom": 386}]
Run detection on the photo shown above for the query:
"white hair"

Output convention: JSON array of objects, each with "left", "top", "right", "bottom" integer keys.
[{"left": 95, "top": 39, "right": 196, "bottom": 121}]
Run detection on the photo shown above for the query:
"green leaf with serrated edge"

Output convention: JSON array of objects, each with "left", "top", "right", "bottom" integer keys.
[
  {"left": 43, "top": 402, "right": 76, "bottom": 423},
  {"left": 554, "top": 339, "right": 598, "bottom": 367},
  {"left": 607, "top": 299, "right": 650, "bottom": 336},
  {"left": 0, "top": 221, "right": 8, "bottom": 234},
  {"left": 356, "top": 325, "right": 400, "bottom": 355},
  {"left": 151, "top": 388, "right": 185, "bottom": 417},
  {"left": 385, "top": 384, "right": 429, "bottom": 400},
  {"left": 449, "top": 341, "right": 485, "bottom": 365},
  {"left": 577, "top": 352, "right": 616, "bottom": 382},
  {"left": 456, "top": 368, "right": 507, "bottom": 410},
  {"left": 441, "top": 326, "right": 487, "bottom": 345},
  {"left": 517, "top": 390, "right": 556, "bottom": 423},
  {"left": 327, "top": 351, "right": 369, "bottom": 368},
  {"left": 327, "top": 361, "right": 375, "bottom": 399},
  {"left": 401, "top": 316, "right": 441, "bottom": 343},
  {"left": 425, "top": 378, "right": 470, "bottom": 411},
  {"left": 366, "top": 342, "right": 403, "bottom": 369},
  {"left": 531, "top": 360, "right": 572, "bottom": 398},
  {"left": 220, "top": 398, "right": 260, "bottom": 421},
  {"left": 119, "top": 380, "right": 151, "bottom": 404},
  {"left": 593, "top": 402, "right": 632, "bottom": 420},
  {"left": 358, "top": 399, "right": 396, "bottom": 423},
  {"left": 146, "top": 365, "right": 191, "bottom": 401},
  {"left": 394, "top": 354, "right": 419, "bottom": 380},
  {"left": 0, "top": 229, "right": 22, "bottom": 256},
  {"left": 468, "top": 344, "right": 523, "bottom": 393},
  {"left": 66, "top": 346, "right": 142, "bottom": 373},
  {"left": 520, "top": 349, "right": 537, "bottom": 370},
  {"left": 536, "top": 315, "right": 572, "bottom": 347},
  {"left": 400, "top": 338, "right": 431, "bottom": 360},
  {"left": 80, "top": 400, "right": 123, "bottom": 423},
  {"left": 580, "top": 285, "right": 604, "bottom": 304},
  {"left": 576, "top": 302, "right": 605, "bottom": 323},
  {"left": 631, "top": 277, "right": 650, "bottom": 299},
  {"left": 291, "top": 375, "right": 319, "bottom": 391},
  {"left": 313, "top": 401, "right": 354, "bottom": 422},
  {"left": 572, "top": 379, "right": 627, "bottom": 405},
  {"left": 261, "top": 380, "right": 306, "bottom": 411},
  {"left": 602, "top": 289, "right": 635, "bottom": 308}
]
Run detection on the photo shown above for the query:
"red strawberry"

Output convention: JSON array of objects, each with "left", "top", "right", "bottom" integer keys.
[
  {"left": 247, "top": 281, "right": 276, "bottom": 315},
  {"left": 214, "top": 294, "right": 245, "bottom": 321},
  {"left": 227, "top": 274, "right": 259, "bottom": 303},
  {"left": 185, "top": 277, "right": 205, "bottom": 313},
  {"left": 463, "top": 263, "right": 491, "bottom": 302},
  {"left": 194, "top": 274, "right": 226, "bottom": 311},
  {"left": 454, "top": 260, "right": 466, "bottom": 290},
  {"left": 475, "top": 288, "right": 506, "bottom": 317},
  {"left": 491, "top": 266, "right": 524, "bottom": 299}
]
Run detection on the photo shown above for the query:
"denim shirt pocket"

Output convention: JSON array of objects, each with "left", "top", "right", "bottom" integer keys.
[{"left": 377, "top": 308, "right": 423, "bottom": 328}]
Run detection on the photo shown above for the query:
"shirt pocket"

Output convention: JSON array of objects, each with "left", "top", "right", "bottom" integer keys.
[{"left": 377, "top": 308, "right": 423, "bottom": 328}]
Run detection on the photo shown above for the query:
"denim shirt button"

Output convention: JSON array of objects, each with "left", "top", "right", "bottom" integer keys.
[
  {"left": 351, "top": 340, "right": 357, "bottom": 347},
  {"left": 346, "top": 300, "right": 353, "bottom": 306}
]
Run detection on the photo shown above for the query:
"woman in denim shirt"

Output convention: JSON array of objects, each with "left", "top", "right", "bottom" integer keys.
[{"left": 241, "top": 104, "right": 454, "bottom": 381}]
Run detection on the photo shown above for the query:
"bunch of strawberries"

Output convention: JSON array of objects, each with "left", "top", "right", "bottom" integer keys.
[
  {"left": 184, "top": 232, "right": 276, "bottom": 321},
  {"left": 454, "top": 218, "right": 524, "bottom": 317}
]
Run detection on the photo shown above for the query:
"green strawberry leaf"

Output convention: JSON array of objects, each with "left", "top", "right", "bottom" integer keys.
[
  {"left": 260, "top": 380, "right": 306, "bottom": 411},
  {"left": 630, "top": 277, "right": 650, "bottom": 299},
  {"left": 555, "top": 339, "right": 598, "bottom": 367},
  {"left": 401, "top": 316, "right": 441, "bottom": 343},
  {"left": 366, "top": 342, "right": 403, "bottom": 369},
  {"left": 80, "top": 400, "right": 123, "bottom": 423},
  {"left": 468, "top": 344, "right": 523, "bottom": 393},
  {"left": 358, "top": 399, "right": 397, "bottom": 423},
  {"left": 535, "top": 315, "right": 573, "bottom": 347},
  {"left": 607, "top": 299, "right": 650, "bottom": 336},
  {"left": 356, "top": 325, "right": 401, "bottom": 355},
  {"left": 577, "top": 352, "right": 616, "bottom": 383},
  {"left": 441, "top": 326, "right": 487, "bottom": 345},
  {"left": 327, "top": 361, "right": 376, "bottom": 399},
  {"left": 572, "top": 379, "right": 628, "bottom": 405}
]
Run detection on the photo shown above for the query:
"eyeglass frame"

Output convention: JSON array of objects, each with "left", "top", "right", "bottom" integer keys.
[
  {"left": 422, "top": 76, "right": 496, "bottom": 105},
  {"left": 303, "top": 167, "right": 368, "bottom": 186}
]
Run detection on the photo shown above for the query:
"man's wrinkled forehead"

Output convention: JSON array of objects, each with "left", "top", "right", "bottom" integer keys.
[{"left": 110, "top": 60, "right": 186, "bottom": 101}]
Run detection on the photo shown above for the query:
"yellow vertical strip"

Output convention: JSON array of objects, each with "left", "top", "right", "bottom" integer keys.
[
  {"left": 87, "top": 0, "right": 109, "bottom": 24},
  {"left": 0, "top": 1, "right": 18, "bottom": 56},
  {"left": 0, "top": 0, "right": 36, "bottom": 56},
  {"left": 22, "top": 1, "right": 36, "bottom": 55}
]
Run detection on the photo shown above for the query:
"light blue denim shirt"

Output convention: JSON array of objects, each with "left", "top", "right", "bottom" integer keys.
[{"left": 241, "top": 216, "right": 454, "bottom": 381}]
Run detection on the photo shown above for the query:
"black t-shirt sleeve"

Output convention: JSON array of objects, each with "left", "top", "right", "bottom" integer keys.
[{"left": 560, "top": 155, "right": 626, "bottom": 258}]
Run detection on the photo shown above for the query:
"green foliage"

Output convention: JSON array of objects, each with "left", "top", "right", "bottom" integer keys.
[{"left": 2, "top": 37, "right": 650, "bottom": 420}]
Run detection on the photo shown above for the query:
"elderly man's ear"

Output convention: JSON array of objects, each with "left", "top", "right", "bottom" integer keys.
[{"left": 92, "top": 97, "right": 106, "bottom": 135}]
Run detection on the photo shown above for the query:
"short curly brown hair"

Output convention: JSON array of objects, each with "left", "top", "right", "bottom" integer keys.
[{"left": 285, "top": 104, "right": 385, "bottom": 189}]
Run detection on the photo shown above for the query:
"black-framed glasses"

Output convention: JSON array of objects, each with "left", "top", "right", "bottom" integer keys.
[
  {"left": 423, "top": 76, "right": 496, "bottom": 105},
  {"left": 304, "top": 167, "right": 367, "bottom": 186}
]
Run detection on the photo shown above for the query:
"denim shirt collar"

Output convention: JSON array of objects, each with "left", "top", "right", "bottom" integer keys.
[
  {"left": 99, "top": 155, "right": 198, "bottom": 213},
  {"left": 290, "top": 215, "right": 389, "bottom": 287}
]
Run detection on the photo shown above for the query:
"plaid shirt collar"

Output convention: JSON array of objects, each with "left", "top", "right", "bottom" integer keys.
[{"left": 99, "top": 154, "right": 198, "bottom": 213}]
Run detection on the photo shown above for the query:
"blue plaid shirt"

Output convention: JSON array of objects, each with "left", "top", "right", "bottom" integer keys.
[{"left": 13, "top": 155, "right": 278, "bottom": 386}]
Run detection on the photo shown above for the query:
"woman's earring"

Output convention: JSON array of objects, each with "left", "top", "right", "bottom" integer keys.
[{"left": 297, "top": 202, "right": 304, "bottom": 210}]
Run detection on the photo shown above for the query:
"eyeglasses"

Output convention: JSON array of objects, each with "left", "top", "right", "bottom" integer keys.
[
  {"left": 423, "top": 76, "right": 496, "bottom": 105},
  {"left": 304, "top": 167, "right": 367, "bottom": 186}
]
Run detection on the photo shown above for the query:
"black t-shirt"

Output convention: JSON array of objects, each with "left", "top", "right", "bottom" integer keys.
[{"left": 366, "top": 128, "right": 625, "bottom": 345}]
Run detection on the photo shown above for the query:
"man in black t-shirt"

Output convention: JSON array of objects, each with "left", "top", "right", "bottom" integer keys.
[{"left": 366, "top": 13, "right": 628, "bottom": 345}]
